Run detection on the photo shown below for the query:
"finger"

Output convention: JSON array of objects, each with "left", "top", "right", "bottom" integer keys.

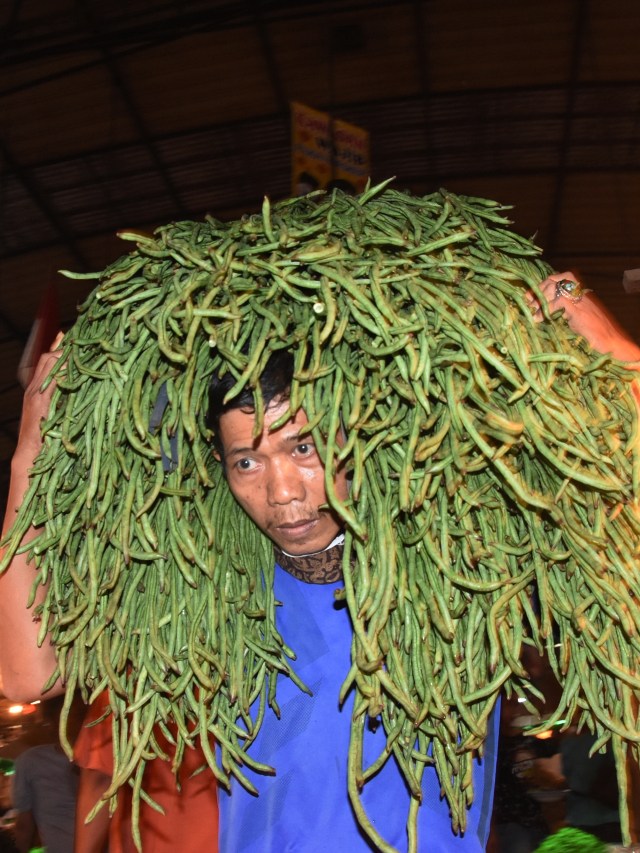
[
  {"left": 527, "top": 279, "right": 551, "bottom": 323},
  {"left": 528, "top": 272, "right": 575, "bottom": 323},
  {"left": 535, "top": 272, "right": 579, "bottom": 313},
  {"left": 542, "top": 272, "right": 589, "bottom": 306}
]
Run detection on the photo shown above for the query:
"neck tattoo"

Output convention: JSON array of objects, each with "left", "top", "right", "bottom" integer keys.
[{"left": 274, "top": 538, "right": 345, "bottom": 584}]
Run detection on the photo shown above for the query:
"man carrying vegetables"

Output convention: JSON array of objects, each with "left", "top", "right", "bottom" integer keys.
[{"left": 1, "top": 185, "right": 640, "bottom": 852}]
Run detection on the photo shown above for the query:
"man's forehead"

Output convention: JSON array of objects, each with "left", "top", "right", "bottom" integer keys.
[{"left": 218, "top": 401, "right": 310, "bottom": 444}]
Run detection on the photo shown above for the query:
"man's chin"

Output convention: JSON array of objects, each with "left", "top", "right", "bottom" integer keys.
[
  {"left": 268, "top": 513, "right": 344, "bottom": 557},
  {"left": 271, "top": 530, "right": 339, "bottom": 557}
]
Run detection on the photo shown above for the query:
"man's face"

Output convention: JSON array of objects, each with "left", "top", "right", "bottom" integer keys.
[{"left": 217, "top": 399, "right": 349, "bottom": 556}]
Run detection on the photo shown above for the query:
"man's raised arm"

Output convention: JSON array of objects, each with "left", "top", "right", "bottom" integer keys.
[{"left": 0, "top": 339, "right": 63, "bottom": 701}]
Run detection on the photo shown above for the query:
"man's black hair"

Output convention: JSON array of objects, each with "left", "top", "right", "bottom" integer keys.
[{"left": 207, "top": 349, "right": 294, "bottom": 455}]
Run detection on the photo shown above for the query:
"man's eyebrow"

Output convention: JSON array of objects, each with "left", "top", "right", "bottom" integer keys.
[
  {"left": 225, "top": 445, "right": 256, "bottom": 458},
  {"left": 283, "top": 428, "right": 313, "bottom": 444},
  {"left": 225, "top": 429, "right": 308, "bottom": 457}
]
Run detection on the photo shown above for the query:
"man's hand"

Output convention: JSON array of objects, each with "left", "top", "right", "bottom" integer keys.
[{"left": 531, "top": 272, "right": 640, "bottom": 363}]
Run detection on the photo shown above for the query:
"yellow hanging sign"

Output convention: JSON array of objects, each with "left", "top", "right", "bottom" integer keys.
[{"left": 291, "top": 101, "right": 370, "bottom": 196}]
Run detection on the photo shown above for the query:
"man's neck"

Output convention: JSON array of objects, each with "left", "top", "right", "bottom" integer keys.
[{"left": 274, "top": 534, "right": 344, "bottom": 584}]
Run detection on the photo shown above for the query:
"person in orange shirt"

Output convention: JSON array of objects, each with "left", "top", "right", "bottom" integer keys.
[{"left": 73, "top": 691, "right": 218, "bottom": 853}]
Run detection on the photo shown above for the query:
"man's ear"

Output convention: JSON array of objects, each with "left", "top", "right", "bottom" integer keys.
[{"left": 212, "top": 448, "right": 227, "bottom": 475}]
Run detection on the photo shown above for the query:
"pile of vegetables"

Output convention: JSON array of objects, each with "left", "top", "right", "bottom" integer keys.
[
  {"left": 3, "top": 181, "right": 640, "bottom": 851},
  {"left": 533, "top": 828, "right": 606, "bottom": 853}
]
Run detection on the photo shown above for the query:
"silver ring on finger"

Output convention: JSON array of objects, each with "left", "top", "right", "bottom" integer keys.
[{"left": 554, "top": 278, "right": 590, "bottom": 304}]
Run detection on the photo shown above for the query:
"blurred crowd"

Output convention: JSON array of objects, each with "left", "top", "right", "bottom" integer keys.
[{"left": 0, "top": 678, "right": 634, "bottom": 853}]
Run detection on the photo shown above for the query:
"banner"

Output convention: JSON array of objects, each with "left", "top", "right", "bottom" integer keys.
[{"left": 291, "top": 102, "right": 370, "bottom": 196}]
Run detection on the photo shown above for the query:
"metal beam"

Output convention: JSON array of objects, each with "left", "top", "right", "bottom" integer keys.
[
  {"left": 0, "top": 137, "right": 90, "bottom": 271},
  {"left": 75, "top": 0, "right": 186, "bottom": 216},
  {"left": 412, "top": 0, "right": 436, "bottom": 178},
  {"left": 546, "top": 0, "right": 590, "bottom": 257},
  {"left": 249, "top": 0, "right": 289, "bottom": 116}
]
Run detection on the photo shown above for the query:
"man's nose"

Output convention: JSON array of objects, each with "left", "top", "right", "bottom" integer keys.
[{"left": 267, "top": 458, "right": 306, "bottom": 505}]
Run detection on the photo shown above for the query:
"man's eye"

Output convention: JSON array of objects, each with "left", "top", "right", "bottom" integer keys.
[
  {"left": 296, "top": 443, "right": 314, "bottom": 456},
  {"left": 236, "top": 458, "right": 256, "bottom": 471}
]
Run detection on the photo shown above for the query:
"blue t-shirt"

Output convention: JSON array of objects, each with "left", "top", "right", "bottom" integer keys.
[{"left": 219, "top": 565, "right": 498, "bottom": 852}]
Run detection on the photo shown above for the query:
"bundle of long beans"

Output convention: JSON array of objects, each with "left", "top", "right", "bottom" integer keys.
[{"left": 3, "top": 182, "right": 640, "bottom": 851}]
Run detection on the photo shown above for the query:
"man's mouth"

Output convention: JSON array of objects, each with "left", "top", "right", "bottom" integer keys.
[{"left": 274, "top": 517, "right": 318, "bottom": 538}]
